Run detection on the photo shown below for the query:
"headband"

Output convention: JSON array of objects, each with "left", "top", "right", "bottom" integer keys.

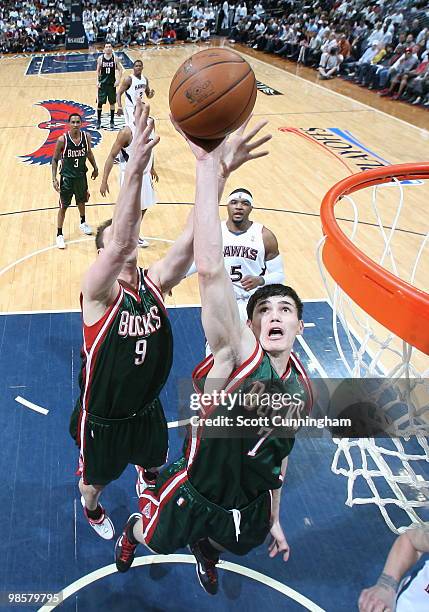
[{"left": 227, "top": 191, "right": 254, "bottom": 206}]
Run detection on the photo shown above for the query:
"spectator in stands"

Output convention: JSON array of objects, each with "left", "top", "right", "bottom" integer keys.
[
  {"left": 404, "top": 59, "right": 429, "bottom": 103},
  {"left": 187, "top": 19, "right": 199, "bottom": 41},
  {"left": 338, "top": 34, "right": 351, "bottom": 62},
  {"left": 150, "top": 27, "right": 162, "bottom": 45},
  {"left": 370, "top": 43, "right": 406, "bottom": 91},
  {"left": 342, "top": 40, "right": 380, "bottom": 77},
  {"left": 379, "top": 48, "right": 419, "bottom": 97},
  {"left": 303, "top": 30, "right": 323, "bottom": 66},
  {"left": 162, "top": 23, "right": 176, "bottom": 44},
  {"left": 200, "top": 25, "right": 211, "bottom": 42},
  {"left": 135, "top": 27, "right": 149, "bottom": 46},
  {"left": 355, "top": 43, "right": 390, "bottom": 87},
  {"left": 319, "top": 46, "right": 342, "bottom": 79}
]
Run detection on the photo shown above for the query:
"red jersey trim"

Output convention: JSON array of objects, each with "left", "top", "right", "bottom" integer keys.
[
  {"left": 290, "top": 351, "right": 313, "bottom": 412},
  {"left": 119, "top": 267, "right": 142, "bottom": 303},
  {"left": 144, "top": 270, "right": 166, "bottom": 314},
  {"left": 82, "top": 286, "right": 123, "bottom": 350},
  {"left": 142, "top": 468, "right": 188, "bottom": 543}
]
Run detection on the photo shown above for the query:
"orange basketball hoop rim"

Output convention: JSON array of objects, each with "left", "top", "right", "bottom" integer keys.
[{"left": 320, "top": 163, "right": 429, "bottom": 356}]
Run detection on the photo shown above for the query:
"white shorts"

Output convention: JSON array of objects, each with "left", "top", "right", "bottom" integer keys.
[
  {"left": 123, "top": 105, "right": 134, "bottom": 127},
  {"left": 119, "top": 171, "right": 156, "bottom": 210},
  {"left": 236, "top": 298, "right": 250, "bottom": 322}
]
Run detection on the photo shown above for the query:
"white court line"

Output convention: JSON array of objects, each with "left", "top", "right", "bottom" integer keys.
[
  {"left": 24, "top": 55, "right": 33, "bottom": 76},
  {"left": 243, "top": 52, "right": 428, "bottom": 135},
  {"left": 37, "top": 54, "right": 44, "bottom": 78},
  {"left": 15, "top": 395, "right": 49, "bottom": 415},
  {"left": 122, "top": 51, "right": 133, "bottom": 66},
  {"left": 0, "top": 237, "right": 91, "bottom": 278},
  {"left": 296, "top": 335, "right": 328, "bottom": 378},
  {"left": 167, "top": 418, "right": 190, "bottom": 428},
  {"left": 37, "top": 554, "right": 325, "bottom": 612}
]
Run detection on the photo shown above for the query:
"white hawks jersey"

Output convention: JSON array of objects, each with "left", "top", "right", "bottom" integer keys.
[
  {"left": 124, "top": 74, "right": 148, "bottom": 126},
  {"left": 119, "top": 124, "right": 154, "bottom": 175},
  {"left": 221, "top": 220, "right": 265, "bottom": 302},
  {"left": 396, "top": 560, "right": 429, "bottom": 612},
  {"left": 119, "top": 124, "right": 156, "bottom": 209}
]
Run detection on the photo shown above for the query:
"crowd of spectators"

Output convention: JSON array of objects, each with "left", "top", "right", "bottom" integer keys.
[
  {"left": 1, "top": 0, "right": 428, "bottom": 108},
  {"left": 226, "top": 0, "right": 429, "bottom": 108},
  {"left": 81, "top": 1, "right": 216, "bottom": 47},
  {"left": 0, "top": 1, "right": 66, "bottom": 53}
]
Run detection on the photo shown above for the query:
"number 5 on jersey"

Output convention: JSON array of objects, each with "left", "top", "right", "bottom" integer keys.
[{"left": 230, "top": 264, "right": 243, "bottom": 282}]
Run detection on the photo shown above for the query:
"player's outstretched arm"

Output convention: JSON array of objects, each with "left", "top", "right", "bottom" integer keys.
[
  {"left": 116, "top": 75, "right": 131, "bottom": 116},
  {"left": 148, "top": 118, "right": 271, "bottom": 300},
  {"left": 82, "top": 101, "right": 159, "bottom": 308},
  {"left": 193, "top": 143, "right": 247, "bottom": 363},
  {"left": 358, "top": 527, "right": 429, "bottom": 612},
  {"left": 100, "top": 128, "right": 131, "bottom": 196},
  {"left": 197, "top": 120, "right": 272, "bottom": 364}
]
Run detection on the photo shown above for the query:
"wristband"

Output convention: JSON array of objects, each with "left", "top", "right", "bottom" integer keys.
[{"left": 376, "top": 573, "right": 398, "bottom": 592}]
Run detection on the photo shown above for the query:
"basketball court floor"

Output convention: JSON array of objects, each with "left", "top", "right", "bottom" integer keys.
[{"left": 0, "top": 41, "right": 428, "bottom": 611}]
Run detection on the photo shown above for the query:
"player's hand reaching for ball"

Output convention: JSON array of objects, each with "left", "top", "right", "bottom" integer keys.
[
  {"left": 358, "top": 584, "right": 396, "bottom": 612},
  {"left": 130, "top": 100, "right": 160, "bottom": 172},
  {"left": 268, "top": 521, "right": 290, "bottom": 562},
  {"left": 220, "top": 116, "right": 272, "bottom": 179},
  {"left": 170, "top": 113, "right": 224, "bottom": 161}
]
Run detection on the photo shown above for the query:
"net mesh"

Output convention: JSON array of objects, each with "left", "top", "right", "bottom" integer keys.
[{"left": 318, "top": 175, "right": 429, "bottom": 534}]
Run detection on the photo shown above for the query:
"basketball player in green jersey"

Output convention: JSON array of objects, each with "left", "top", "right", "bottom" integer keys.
[
  {"left": 115, "top": 119, "right": 313, "bottom": 594},
  {"left": 52, "top": 113, "right": 98, "bottom": 249},
  {"left": 70, "top": 100, "right": 271, "bottom": 541},
  {"left": 96, "top": 42, "right": 123, "bottom": 129}
]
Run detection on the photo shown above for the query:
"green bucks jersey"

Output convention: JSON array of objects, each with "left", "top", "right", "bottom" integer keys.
[
  {"left": 99, "top": 54, "right": 116, "bottom": 87},
  {"left": 61, "top": 132, "right": 88, "bottom": 178},
  {"left": 77, "top": 269, "right": 173, "bottom": 419},
  {"left": 186, "top": 346, "right": 313, "bottom": 508}
]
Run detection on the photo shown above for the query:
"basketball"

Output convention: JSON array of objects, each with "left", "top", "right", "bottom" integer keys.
[{"left": 169, "top": 48, "right": 257, "bottom": 140}]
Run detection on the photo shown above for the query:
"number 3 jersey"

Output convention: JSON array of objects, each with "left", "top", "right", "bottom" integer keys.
[
  {"left": 221, "top": 220, "right": 265, "bottom": 300},
  {"left": 77, "top": 268, "right": 172, "bottom": 420},
  {"left": 61, "top": 132, "right": 88, "bottom": 178}
]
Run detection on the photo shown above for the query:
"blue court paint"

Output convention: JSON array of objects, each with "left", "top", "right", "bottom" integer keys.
[
  {"left": 26, "top": 52, "right": 134, "bottom": 76},
  {"left": 0, "top": 305, "right": 423, "bottom": 612}
]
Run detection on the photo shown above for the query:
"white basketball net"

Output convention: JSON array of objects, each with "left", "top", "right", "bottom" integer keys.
[{"left": 317, "top": 177, "right": 429, "bottom": 533}]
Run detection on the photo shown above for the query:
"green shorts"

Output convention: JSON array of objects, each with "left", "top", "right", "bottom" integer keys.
[
  {"left": 59, "top": 175, "right": 89, "bottom": 208},
  {"left": 98, "top": 84, "right": 116, "bottom": 105},
  {"left": 69, "top": 398, "right": 168, "bottom": 486},
  {"left": 140, "top": 459, "right": 272, "bottom": 556}
]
